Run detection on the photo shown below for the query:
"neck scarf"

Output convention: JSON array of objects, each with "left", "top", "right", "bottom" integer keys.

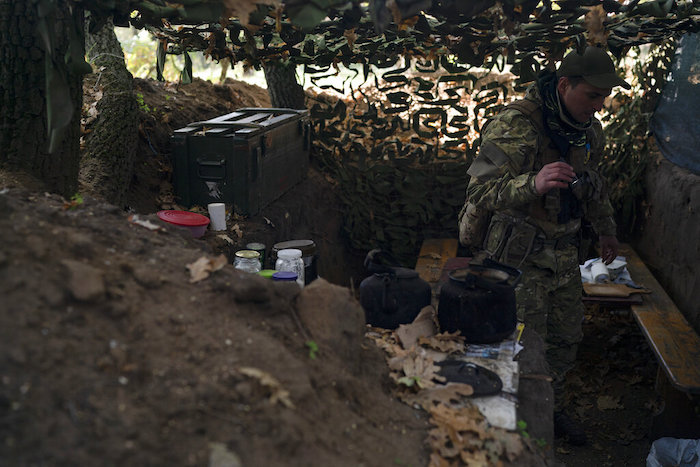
[{"left": 537, "top": 71, "right": 590, "bottom": 157}]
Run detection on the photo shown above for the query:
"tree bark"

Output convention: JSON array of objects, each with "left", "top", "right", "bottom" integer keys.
[
  {"left": 263, "top": 60, "right": 306, "bottom": 109},
  {"left": 0, "top": 0, "right": 83, "bottom": 197},
  {"left": 82, "top": 17, "right": 138, "bottom": 208}
]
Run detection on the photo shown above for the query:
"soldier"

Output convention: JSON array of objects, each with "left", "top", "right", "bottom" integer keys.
[{"left": 459, "top": 46, "right": 629, "bottom": 445}]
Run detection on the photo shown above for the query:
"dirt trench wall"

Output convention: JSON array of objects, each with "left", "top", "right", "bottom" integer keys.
[{"left": 636, "top": 151, "right": 700, "bottom": 333}]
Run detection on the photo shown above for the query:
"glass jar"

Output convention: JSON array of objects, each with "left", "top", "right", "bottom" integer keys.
[
  {"left": 275, "top": 248, "right": 304, "bottom": 287},
  {"left": 271, "top": 239, "right": 318, "bottom": 285},
  {"left": 234, "top": 249, "right": 261, "bottom": 273}
]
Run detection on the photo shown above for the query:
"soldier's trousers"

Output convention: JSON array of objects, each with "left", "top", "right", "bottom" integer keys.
[{"left": 513, "top": 245, "right": 584, "bottom": 410}]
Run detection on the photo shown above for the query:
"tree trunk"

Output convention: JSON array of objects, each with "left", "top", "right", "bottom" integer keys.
[
  {"left": 263, "top": 60, "right": 306, "bottom": 109},
  {"left": 0, "top": 1, "right": 83, "bottom": 197},
  {"left": 82, "top": 17, "right": 138, "bottom": 208}
]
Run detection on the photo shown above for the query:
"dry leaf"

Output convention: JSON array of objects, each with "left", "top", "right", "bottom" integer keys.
[
  {"left": 128, "top": 214, "right": 165, "bottom": 232},
  {"left": 238, "top": 366, "right": 294, "bottom": 409},
  {"left": 396, "top": 306, "right": 437, "bottom": 349},
  {"left": 500, "top": 432, "right": 524, "bottom": 461},
  {"left": 596, "top": 395, "right": 622, "bottom": 410},
  {"left": 585, "top": 5, "right": 609, "bottom": 46},
  {"left": 431, "top": 403, "right": 485, "bottom": 434},
  {"left": 186, "top": 254, "right": 227, "bottom": 283},
  {"left": 400, "top": 383, "right": 474, "bottom": 410},
  {"left": 428, "top": 452, "right": 452, "bottom": 467},
  {"left": 621, "top": 374, "right": 643, "bottom": 385},
  {"left": 231, "top": 223, "right": 243, "bottom": 238},
  {"left": 418, "top": 332, "right": 466, "bottom": 354},
  {"left": 216, "top": 234, "right": 234, "bottom": 244}
]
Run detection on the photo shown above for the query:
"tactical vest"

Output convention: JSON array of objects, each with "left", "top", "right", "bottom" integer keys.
[{"left": 502, "top": 98, "right": 602, "bottom": 235}]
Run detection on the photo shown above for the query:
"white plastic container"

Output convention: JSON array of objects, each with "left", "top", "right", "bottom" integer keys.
[{"left": 275, "top": 248, "right": 304, "bottom": 287}]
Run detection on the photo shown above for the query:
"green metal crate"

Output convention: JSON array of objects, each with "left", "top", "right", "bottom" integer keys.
[{"left": 171, "top": 108, "right": 310, "bottom": 215}]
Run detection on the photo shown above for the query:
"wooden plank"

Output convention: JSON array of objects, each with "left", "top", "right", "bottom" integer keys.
[
  {"left": 621, "top": 244, "right": 700, "bottom": 394},
  {"left": 415, "top": 238, "right": 458, "bottom": 285}
]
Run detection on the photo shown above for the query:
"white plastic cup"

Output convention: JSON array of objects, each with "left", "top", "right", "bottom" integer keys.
[
  {"left": 591, "top": 261, "right": 610, "bottom": 283},
  {"left": 207, "top": 203, "right": 226, "bottom": 231}
]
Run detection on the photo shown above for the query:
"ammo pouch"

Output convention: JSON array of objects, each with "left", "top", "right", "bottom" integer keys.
[
  {"left": 458, "top": 201, "right": 492, "bottom": 251},
  {"left": 483, "top": 213, "right": 538, "bottom": 267},
  {"left": 485, "top": 213, "right": 582, "bottom": 267}
]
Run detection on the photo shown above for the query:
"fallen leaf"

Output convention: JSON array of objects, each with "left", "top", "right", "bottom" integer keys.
[
  {"left": 400, "top": 383, "right": 474, "bottom": 410},
  {"left": 396, "top": 306, "right": 437, "bottom": 349},
  {"left": 217, "top": 234, "right": 234, "bottom": 244},
  {"left": 128, "top": 214, "right": 165, "bottom": 231},
  {"left": 238, "top": 366, "right": 294, "bottom": 409},
  {"left": 186, "top": 254, "right": 227, "bottom": 283},
  {"left": 418, "top": 332, "right": 466, "bottom": 354},
  {"left": 596, "top": 395, "right": 622, "bottom": 411},
  {"left": 231, "top": 223, "right": 243, "bottom": 238},
  {"left": 620, "top": 374, "right": 643, "bottom": 385}
]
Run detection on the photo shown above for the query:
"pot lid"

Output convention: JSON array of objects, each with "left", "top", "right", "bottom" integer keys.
[{"left": 157, "top": 210, "right": 210, "bottom": 227}]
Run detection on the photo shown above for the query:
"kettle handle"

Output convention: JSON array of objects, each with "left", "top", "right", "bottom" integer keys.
[
  {"left": 364, "top": 249, "right": 400, "bottom": 275},
  {"left": 483, "top": 258, "right": 522, "bottom": 287}
]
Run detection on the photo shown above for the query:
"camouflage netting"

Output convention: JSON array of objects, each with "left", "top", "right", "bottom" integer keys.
[{"left": 71, "top": 0, "right": 699, "bottom": 260}]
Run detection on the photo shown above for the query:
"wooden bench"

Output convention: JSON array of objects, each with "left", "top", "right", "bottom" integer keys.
[{"left": 621, "top": 244, "right": 700, "bottom": 439}]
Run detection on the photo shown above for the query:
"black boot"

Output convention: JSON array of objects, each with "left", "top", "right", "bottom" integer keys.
[{"left": 554, "top": 411, "right": 587, "bottom": 446}]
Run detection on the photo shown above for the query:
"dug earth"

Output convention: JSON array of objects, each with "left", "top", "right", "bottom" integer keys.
[{"left": 0, "top": 187, "right": 432, "bottom": 466}]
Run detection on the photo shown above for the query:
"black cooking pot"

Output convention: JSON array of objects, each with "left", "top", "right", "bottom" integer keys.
[
  {"left": 359, "top": 249, "right": 431, "bottom": 330},
  {"left": 437, "top": 258, "right": 521, "bottom": 344}
]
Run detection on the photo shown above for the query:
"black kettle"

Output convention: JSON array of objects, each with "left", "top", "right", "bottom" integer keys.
[
  {"left": 359, "top": 249, "right": 432, "bottom": 329},
  {"left": 437, "top": 258, "right": 521, "bottom": 344}
]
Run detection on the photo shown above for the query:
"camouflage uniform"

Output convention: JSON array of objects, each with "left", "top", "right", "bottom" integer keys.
[{"left": 465, "top": 85, "right": 616, "bottom": 408}]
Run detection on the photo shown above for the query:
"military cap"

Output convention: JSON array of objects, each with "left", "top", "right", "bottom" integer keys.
[{"left": 557, "top": 46, "right": 631, "bottom": 90}]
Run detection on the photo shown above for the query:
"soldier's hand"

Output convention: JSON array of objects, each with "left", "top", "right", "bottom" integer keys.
[
  {"left": 534, "top": 162, "right": 576, "bottom": 195},
  {"left": 599, "top": 235, "right": 619, "bottom": 264}
]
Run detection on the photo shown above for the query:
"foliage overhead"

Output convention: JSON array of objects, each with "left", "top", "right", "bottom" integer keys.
[{"left": 78, "top": 0, "right": 700, "bottom": 81}]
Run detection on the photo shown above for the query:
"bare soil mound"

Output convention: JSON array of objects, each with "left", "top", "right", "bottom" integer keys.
[{"left": 0, "top": 187, "right": 430, "bottom": 466}]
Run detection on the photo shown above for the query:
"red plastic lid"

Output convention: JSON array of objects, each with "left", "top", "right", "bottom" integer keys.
[{"left": 157, "top": 210, "right": 210, "bottom": 227}]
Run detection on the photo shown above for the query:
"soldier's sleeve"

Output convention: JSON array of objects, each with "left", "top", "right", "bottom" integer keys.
[
  {"left": 583, "top": 123, "right": 617, "bottom": 237},
  {"left": 466, "top": 109, "right": 540, "bottom": 210}
]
